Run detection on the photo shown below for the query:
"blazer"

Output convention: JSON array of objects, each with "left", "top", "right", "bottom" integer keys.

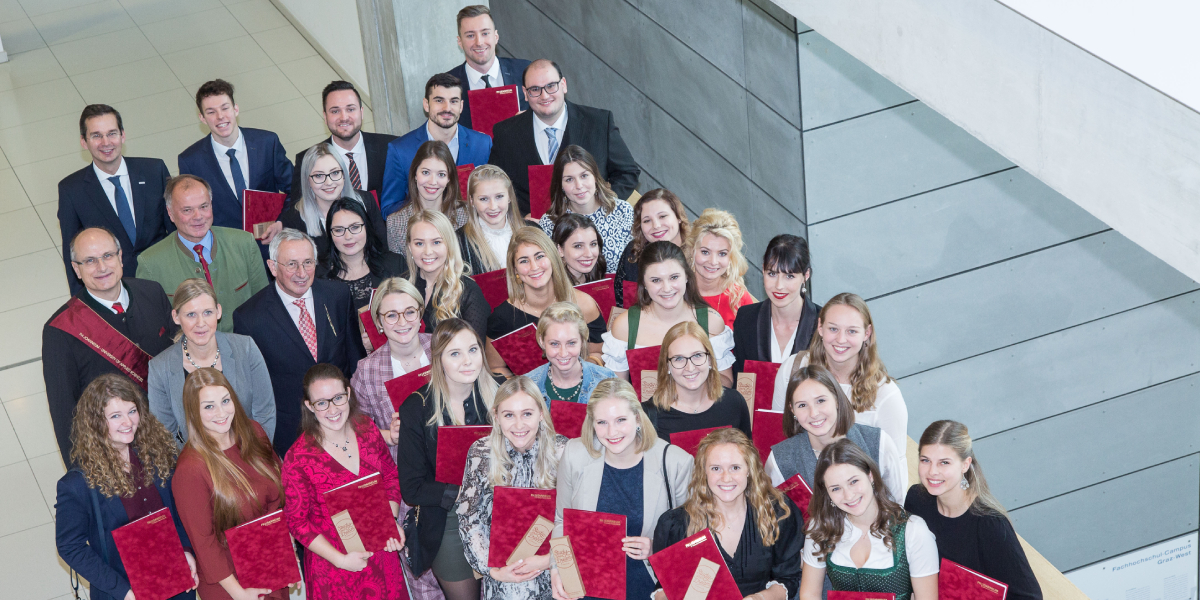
[
  {"left": 147, "top": 331, "right": 277, "bottom": 448},
  {"left": 57, "top": 157, "right": 173, "bottom": 293},
  {"left": 232, "top": 279, "right": 364, "bottom": 456},
  {"left": 489, "top": 101, "right": 641, "bottom": 215},
  {"left": 731, "top": 295, "right": 822, "bottom": 374},
  {"left": 379, "top": 122, "right": 493, "bottom": 217},
  {"left": 289, "top": 132, "right": 397, "bottom": 203},
  {"left": 445, "top": 57, "right": 532, "bottom": 131},
  {"left": 55, "top": 464, "right": 194, "bottom": 600},
  {"left": 177, "top": 128, "right": 294, "bottom": 231}
]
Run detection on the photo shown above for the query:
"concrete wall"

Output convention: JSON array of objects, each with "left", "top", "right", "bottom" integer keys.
[
  {"left": 491, "top": 0, "right": 1200, "bottom": 572},
  {"left": 273, "top": 0, "right": 370, "bottom": 96}
]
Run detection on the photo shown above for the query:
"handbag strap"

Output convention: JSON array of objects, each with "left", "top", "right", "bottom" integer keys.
[
  {"left": 662, "top": 442, "right": 673, "bottom": 510},
  {"left": 70, "top": 468, "right": 110, "bottom": 600}
]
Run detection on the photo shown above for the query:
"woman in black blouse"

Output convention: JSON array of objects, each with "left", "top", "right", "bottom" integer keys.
[
  {"left": 732, "top": 234, "right": 821, "bottom": 374},
  {"left": 405, "top": 209, "right": 491, "bottom": 340},
  {"left": 641, "top": 321, "right": 751, "bottom": 441},
  {"left": 905, "top": 420, "right": 1042, "bottom": 599},
  {"left": 652, "top": 428, "right": 802, "bottom": 600},
  {"left": 317, "top": 198, "right": 407, "bottom": 309}
]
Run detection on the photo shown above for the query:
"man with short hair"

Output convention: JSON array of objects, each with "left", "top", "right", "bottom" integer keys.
[
  {"left": 289, "top": 81, "right": 397, "bottom": 202},
  {"left": 489, "top": 59, "right": 641, "bottom": 215},
  {"left": 234, "top": 228, "right": 363, "bottom": 455},
  {"left": 379, "top": 73, "right": 493, "bottom": 217},
  {"left": 136, "top": 174, "right": 269, "bottom": 330},
  {"left": 43, "top": 228, "right": 177, "bottom": 463},
  {"left": 58, "top": 104, "right": 173, "bottom": 293},
  {"left": 445, "top": 4, "right": 531, "bottom": 131}
]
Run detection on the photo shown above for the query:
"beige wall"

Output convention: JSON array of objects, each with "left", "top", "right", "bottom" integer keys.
[{"left": 273, "top": 0, "right": 371, "bottom": 97}]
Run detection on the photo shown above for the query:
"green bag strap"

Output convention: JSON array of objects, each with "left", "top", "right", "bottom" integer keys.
[
  {"left": 627, "top": 306, "right": 641, "bottom": 350},
  {"left": 695, "top": 305, "right": 708, "bottom": 331}
]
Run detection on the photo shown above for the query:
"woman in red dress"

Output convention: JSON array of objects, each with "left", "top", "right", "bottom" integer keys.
[{"left": 282, "top": 363, "right": 409, "bottom": 600}]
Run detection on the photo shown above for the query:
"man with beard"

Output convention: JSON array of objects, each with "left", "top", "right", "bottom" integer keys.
[
  {"left": 445, "top": 5, "right": 531, "bottom": 131},
  {"left": 290, "top": 81, "right": 397, "bottom": 202},
  {"left": 379, "top": 73, "right": 492, "bottom": 217}
]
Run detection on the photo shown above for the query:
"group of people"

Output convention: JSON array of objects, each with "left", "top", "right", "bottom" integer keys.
[{"left": 46, "top": 4, "right": 1043, "bottom": 600}]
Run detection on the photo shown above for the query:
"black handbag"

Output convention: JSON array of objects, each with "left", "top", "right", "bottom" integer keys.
[{"left": 402, "top": 505, "right": 431, "bottom": 575}]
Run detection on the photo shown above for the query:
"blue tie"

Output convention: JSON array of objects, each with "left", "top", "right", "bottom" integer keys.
[
  {"left": 545, "top": 127, "right": 559, "bottom": 164},
  {"left": 107, "top": 176, "right": 137, "bottom": 242},
  {"left": 226, "top": 148, "right": 247, "bottom": 203}
]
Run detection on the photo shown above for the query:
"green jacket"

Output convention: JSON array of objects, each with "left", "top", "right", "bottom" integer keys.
[{"left": 136, "top": 226, "right": 269, "bottom": 332}]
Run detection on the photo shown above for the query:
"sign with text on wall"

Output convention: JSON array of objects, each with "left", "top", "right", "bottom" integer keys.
[{"left": 1067, "top": 531, "right": 1196, "bottom": 600}]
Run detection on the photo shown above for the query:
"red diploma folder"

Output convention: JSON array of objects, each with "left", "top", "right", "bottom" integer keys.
[
  {"left": 563, "top": 509, "right": 627, "bottom": 600},
  {"left": 576, "top": 276, "right": 617, "bottom": 323},
  {"left": 737, "top": 360, "right": 782, "bottom": 412},
  {"left": 776, "top": 473, "right": 813, "bottom": 523},
  {"left": 435, "top": 425, "right": 492, "bottom": 485},
  {"left": 939, "top": 558, "right": 1008, "bottom": 600},
  {"left": 669, "top": 426, "right": 731, "bottom": 457},
  {"left": 751, "top": 410, "right": 785, "bottom": 465},
  {"left": 471, "top": 268, "right": 509, "bottom": 309},
  {"left": 369, "top": 189, "right": 380, "bottom": 208},
  {"left": 491, "top": 323, "right": 548, "bottom": 375},
  {"left": 528, "top": 164, "right": 553, "bottom": 219},
  {"left": 359, "top": 309, "right": 386, "bottom": 351},
  {"left": 457, "top": 163, "right": 475, "bottom": 195},
  {"left": 323, "top": 471, "right": 397, "bottom": 553},
  {"left": 110, "top": 508, "right": 193, "bottom": 600},
  {"left": 468, "top": 85, "right": 520, "bottom": 137},
  {"left": 648, "top": 529, "right": 742, "bottom": 600},
  {"left": 384, "top": 365, "right": 433, "bottom": 412},
  {"left": 626, "top": 344, "right": 662, "bottom": 401},
  {"left": 489, "top": 487, "right": 557, "bottom": 567},
  {"left": 225, "top": 509, "right": 301, "bottom": 592},
  {"left": 550, "top": 400, "right": 588, "bottom": 438},
  {"left": 242, "top": 190, "right": 286, "bottom": 237},
  {"left": 621, "top": 280, "right": 640, "bottom": 309},
  {"left": 827, "top": 594, "right": 895, "bottom": 600}
]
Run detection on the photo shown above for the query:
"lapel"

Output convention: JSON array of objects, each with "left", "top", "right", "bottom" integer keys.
[
  {"left": 125, "top": 159, "right": 151, "bottom": 244},
  {"left": 310, "top": 281, "right": 331, "bottom": 361},
  {"left": 756, "top": 302, "right": 773, "bottom": 360},
  {"left": 243, "top": 129, "right": 266, "bottom": 189},
  {"left": 499, "top": 58, "right": 518, "bottom": 87},
  {"left": 458, "top": 128, "right": 473, "bottom": 161},
  {"left": 199, "top": 136, "right": 237, "bottom": 201},
  {"left": 267, "top": 286, "right": 315, "bottom": 360},
  {"left": 641, "top": 442, "right": 664, "bottom": 531},
  {"left": 363, "top": 133, "right": 388, "bottom": 189},
  {"left": 80, "top": 166, "right": 134, "bottom": 248},
  {"left": 514, "top": 111, "right": 541, "bottom": 166},
  {"left": 561, "top": 102, "right": 581, "bottom": 149}
]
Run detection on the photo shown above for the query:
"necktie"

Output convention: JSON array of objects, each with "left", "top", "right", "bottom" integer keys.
[
  {"left": 194, "top": 244, "right": 212, "bottom": 287},
  {"left": 345, "top": 152, "right": 363, "bottom": 190},
  {"left": 108, "top": 176, "right": 137, "bottom": 242},
  {"left": 481, "top": 74, "right": 492, "bottom": 88},
  {"left": 226, "top": 148, "right": 247, "bottom": 203},
  {"left": 545, "top": 127, "right": 560, "bottom": 164},
  {"left": 294, "top": 298, "right": 318, "bottom": 361},
  {"left": 113, "top": 302, "right": 125, "bottom": 314}
]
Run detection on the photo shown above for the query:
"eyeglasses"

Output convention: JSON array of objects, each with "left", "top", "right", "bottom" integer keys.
[
  {"left": 277, "top": 259, "right": 317, "bottom": 273},
  {"left": 311, "top": 393, "right": 349, "bottom": 411},
  {"left": 72, "top": 251, "right": 121, "bottom": 269},
  {"left": 381, "top": 308, "right": 421, "bottom": 325},
  {"left": 330, "top": 222, "right": 365, "bottom": 237},
  {"left": 668, "top": 352, "right": 710, "bottom": 369},
  {"left": 525, "top": 79, "right": 562, "bottom": 98},
  {"left": 309, "top": 169, "right": 344, "bottom": 184}
]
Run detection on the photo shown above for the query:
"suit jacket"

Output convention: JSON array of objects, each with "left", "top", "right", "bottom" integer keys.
[
  {"left": 232, "top": 279, "right": 364, "bottom": 456},
  {"left": 489, "top": 101, "right": 641, "bottom": 215},
  {"left": 42, "top": 278, "right": 177, "bottom": 464},
  {"left": 445, "top": 57, "right": 532, "bottom": 131},
  {"left": 177, "top": 128, "right": 294, "bottom": 231},
  {"left": 289, "top": 131, "right": 398, "bottom": 203},
  {"left": 135, "top": 227, "right": 269, "bottom": 331},
  {"left": 57, "top": 158, "right": 173, "bottom": 293},
  {"left": 379, "top": 123, "right": 493, "bottom": 217},
  {"left": 731, "top": 296, "right": 822, "bottom": 374}
]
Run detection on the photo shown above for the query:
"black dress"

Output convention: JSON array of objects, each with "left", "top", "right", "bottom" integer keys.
[
  {"left": 641, "top": 387, "right": 753, "bottom": 442},
  {"left": 904, "top": 485, "right": 1043, "bottom": 600},
  {"left": 486, "top": 301, "right": 606, "bottom": 343},
  {"left": 412, "top": 274, "right": 491, "bottom": 340},
  {"left": 316, "top": 251, "right": 408, "bottom": 310}
]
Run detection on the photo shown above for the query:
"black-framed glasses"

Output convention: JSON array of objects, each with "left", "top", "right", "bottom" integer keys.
[
  {"left": 330, "top": 222, "right": 365, "bottom": 237},
  {"left": 668, "top": 352, "right": 710, "bottom": 369},
  {"left": 72, "top": 251, "right": 121, "bottom": 269},
  {"left": 525, "top": 79, "right": 562, "bottom": 98},
  {"left": 381, "top": 308, "right": 421, "bottom": 325},
  {"left": 311, "top": 393, "right": 349, "bottom": 411},
  {"left": 309, "top": 169, "right": 344, "bottom": 184}
]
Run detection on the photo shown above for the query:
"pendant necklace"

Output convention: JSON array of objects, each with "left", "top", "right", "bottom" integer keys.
[
  {"left": 328, "top": 437, "right": 353, "bottom": 458},
  {"left": 183, "top": 337, "right": 220, "bottom": 369}
]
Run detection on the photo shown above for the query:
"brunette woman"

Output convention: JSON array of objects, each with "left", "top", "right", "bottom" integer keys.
[
  {"left": 457, "top": 165, "right": 537, "bottom": 275},
  {"left": 537, "top": 145, "right": 633, "bottom": 274},
  {"left": 552, "top": 213, "right": 607, "bottom": 285},
  {"left": 388, "top": 141, "right": 468, "bottom": 251},
  {"left": 526, "top": 302, "right": 615, "bottom": 406},
  {"left": 641, "top": 321, "right": 750, "bottom": 440},
  {"left": 406, "top": 209, "right": 491, "bottom": 338},
  {"left": 683, "top": 208, "right": 754, "bottom": 328},
  {"left": 731, "top": 234, "right": 820, "bottom": 373},
  {"left": 281, "top": 142, "right": 387, "bottom": 257},
  {"left": 613, "top": 189, "right": 690, "bottom": 307},
  {"left": 318, "top": 197, "right": 408, "bottom": 311}
]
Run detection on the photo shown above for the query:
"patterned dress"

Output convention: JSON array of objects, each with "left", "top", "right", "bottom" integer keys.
[
  {"left": 539, "top": 201, "right": 634, "bottom": 275},
  {"left": 457, "top": 434, "right": 569, "bottom": 600}
]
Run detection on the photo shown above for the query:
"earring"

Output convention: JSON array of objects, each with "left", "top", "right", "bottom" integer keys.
[
  {"left": 636, "top": 426, "right": 641, "bottom": 433},
  {"left": 960, "top": 477, "right": 970, "bottom": 490}
]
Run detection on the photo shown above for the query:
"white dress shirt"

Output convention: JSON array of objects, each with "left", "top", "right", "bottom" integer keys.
[
  {"left": 92, "top": 159, "right": 135, "bottom": 221},
  {"left": 533, "top": 108, "right": 568, "bottom": 165},
  {"left": 210, "top": 129, "right": 251, "bottom": 198},
  {"left": 768, "top": 322, "right": 796, "bottom": 363},
  {"left": 801, "top": 514, "right": 940, "bottom": 577},
  {"left": 276, "top": 284, "right": 316, "bottom": 331},
  {"left": 463, "top": 59, "right": 504, "bottom": 91},
  {"left": 330, "top": 134, "right": 368, "bottom": 190},
  {"left": 390, "top": 352, "right": 430, "bottom": 378},
  {"left": 426, "top": 121, "right": 460, "bottom": 162},
  {"left": 88, "top": 284, "right": 131, "bottom": 314}
]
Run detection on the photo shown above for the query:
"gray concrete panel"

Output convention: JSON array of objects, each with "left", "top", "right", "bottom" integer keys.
[
  {"left": 796, "top": 31, "right": 913, "bottom": 131},
  {"left": 803, "top": 103, "right": 1012, "bottom": 223},
  {"left": 1008, "top": 454, "right": 1199, "bottom": 572},
  {"left": 742, "top": 0, "right": 801, "bottom": 127},
  {"left": 632, "top": 0, "right": 747, "bottom": 86},
  {"left": 745, "top": 0, "right": 799, "bottom": 33},
  {"left": 747, "top": 95, "right": 804, "bottom": 214},
  {"left": 810, "top": 169, "right": 1106, "bottom": 301}
]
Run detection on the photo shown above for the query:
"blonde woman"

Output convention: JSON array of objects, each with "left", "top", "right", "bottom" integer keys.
[
  {"left": 458, "top": 376, "right": 570, "bottom": 599},
  {"left": 683, "top": 208, "right": 754, "bottom": 328},
  {"left": 526, "top": 302, "right": 615, "bottom": 406},
  {"left": 641, "top": 321, "right": 751, "bottom": 441},
  {"left": 537, "top": 145, "right": 634, "bottom": 274},
  {"left": 456, "top": 165, "right": 537, "bottom": 275},
  {"left": 387, "top": 141, "right": 469, "bottom": 252},
  {"left": 280, "top": 142, "right": 387, "bottom": 257},
  {"left": 406, "top": 209, "right": 491, "bottom": 339},
  {"left": 651, "top": 428, "right": 802, "bottom": 600}
]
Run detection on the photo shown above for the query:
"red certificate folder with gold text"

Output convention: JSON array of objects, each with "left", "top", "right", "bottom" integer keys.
[
  {"left": 471, "top": 268, "right": 509, "bottom": 310},
  {"left": 939, "top": 558, "right": 1008, "bottom": 600},
  {"left": 323, "top": 471, "right": 397, "bottom": 553},
  {"left": 626, "top": 344, "right": 662, "bottom": 401},
  {"left": 751, "top": 410, "right": 785, "bottom": 465},
  {"left": 457, "top": 164, "right": 476, "bottom": 194},
  {"left": 384, "top": 365, "right": 433, "bottom": 411},
  {"left": 737, "top": 360, "right": 782, "bottom": 412},
  {"left": 776, "top": 473, "right": 813, "bottom": 523},
  {"left": 468, "top": 85, "right": 520, "bottom": 137},
  {"left": 669, "top": 426, "right": 731, "bottom": 456},
  {"left": 488, "top": 487, "right": 557, "bottom": 567},
  {"left": 435, "top": 425, "right": 492, "bottom": 485},
  {"left": 492, "top": 323, "right": 548, "bottom": 375},
  {"left": 528, "top": 164, "right": 553, "bottom": 219},
  {"left": 563, "top": 508, "right": 627, "bottom": 600},
  {"left": 576, "top": 276, "right": 617, "bottom": 322},
  {"left": 551, "top": 400, "right": 588, "bottom": 438},
  {"left": 225, "top": 509, "right": 301, "bottom": 592},
  {"left": 648, "top": 529, "right": 742, "bottom": 600},
  {"left": 242, "top": 190, "right": 286, "bottom": 237},
  {"left": 827, "top": 593, "right": 895, "bottom": 600},
  {"left": 110, "top": 507, "right": 193, "bottom": 600}
]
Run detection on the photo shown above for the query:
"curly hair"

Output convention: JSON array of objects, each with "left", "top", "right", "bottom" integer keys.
[
  {"left": 71, "top": 374, "right": 178, "bottom": 498},
  {"left": 806, "top": 439, "right": 908, "bottom": 561},
  {"left": 805, "top": 293, "right": 893, "bottom": 412},
  {"left": 683, "top": 208, "right": 751, "bottom": 307},
  {"left": 682, "top": 428, "right": 790, "bottom": 545}
]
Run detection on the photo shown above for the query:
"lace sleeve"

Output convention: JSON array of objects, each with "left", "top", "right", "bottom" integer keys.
[{"left": 457, "top": 438, "right": 495, "bottom": 576}]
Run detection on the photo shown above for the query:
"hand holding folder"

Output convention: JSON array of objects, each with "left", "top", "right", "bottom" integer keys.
[
  {"left": 226, "top": 509, "right": 302, "bottom": 592},
  {"left": 242, "top": 190, "right": 286, "bottom": 237},
  {"left": 563, "top": 509, "right": 627, "bottom": 600},
  {"left": 647, "top": 529, "right": 741, "bottom": 600},
  {"left": 939, "top": 558, "right": 1009, "bottom": 599},
  {"left": 576, "top": 276, "right": 617, "bottom": 322},
  {"left": 384, "top": 365, "right": 433, "bottom": 412},
  {"left": 323, "top": 472, "right": 399, "bottom": 553},
  {"left": 489, "top": 487, "right": 557, "bottom": 567}
]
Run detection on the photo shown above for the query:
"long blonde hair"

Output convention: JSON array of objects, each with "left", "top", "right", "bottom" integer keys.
[
  {"left": 580, "top": 378, "right": 658, "bottom": 459},
  {"left": 652, "top": 322, "right": 722, "bottom": 411},
  {"left": 71, "top": 374, "right": 178, "bottom": 498},
  {"left": 405, "top": 210, "right": 469, "bottom": 323},
  {"left": 425, "top": 318, "right": 500, "bottom": 426},
  {"left": 487, "top": 376, "right": 559, "bottom": 488},
  {"left": 461, "top": 165, "right": 523, "bottom": 273},
  {"left": 683, "top": 208, "right": 751, "bottom": 306},
  {"left": 683, "top": 429, "right": 790, "bottom": 545},
  {"left": 918, "top": 420, "right": 1008, "bottom": 518},
  {"left": 505, "top": 227, "right": 577, "bottom": 306},
  {"left": 805, "top": 293, "right": 892, "bottom": 412}
]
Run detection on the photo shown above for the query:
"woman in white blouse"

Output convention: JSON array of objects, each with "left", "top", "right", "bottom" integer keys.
[
  {"left": 800, "top": 439, "right": 938, "bottom": 600},
  {"left": 771, "top": 292, "right": 908, "bottom": 465}
]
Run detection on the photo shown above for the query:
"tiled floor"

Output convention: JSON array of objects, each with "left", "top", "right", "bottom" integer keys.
[{"left": 0, "top": 0, "right": 366, "bottom": 596}]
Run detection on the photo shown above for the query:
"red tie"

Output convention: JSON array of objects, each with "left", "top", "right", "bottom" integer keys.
[
  {"left": 294, "top": 298, "right": 318, "bottom": 361},
  {"left": 346, "top": 152, "right": 363, "bottom": 190},
  {"left": 194, "top": 244, "right": 213, "bottom": 287},
  {"left": 113, "top": 302, "right": 124, "bottom": 314}
]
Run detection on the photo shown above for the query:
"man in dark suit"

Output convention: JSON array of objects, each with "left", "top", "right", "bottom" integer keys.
[
  {"left": 289, "top": 81, "right": 397, "bottom": 203},
  {"left": 379, "top": 73, "right": 493, "bottom": 217},
  {"left": 177, "top": 79, "right": 292, "bottom": 246},
  {"left": 489, "top": 59, "right": 641, "bottom": 216},
  {"left": 233, "top": 228, "right": 364, "bottom": 455},
  {"left": 445, "top": 4, "right": 531, "bottom": 131},
  {"left": 58, "top": 105, "right": 173, "bottom": 293},
  {"left": 43, "top": 228, "right": 176, "bottom": 463}
]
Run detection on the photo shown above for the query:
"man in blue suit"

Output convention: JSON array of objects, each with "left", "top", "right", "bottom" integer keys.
[
  {"left": 379, "top": 73, "right": 492, "bottom": 217},
  {"left": 445, "top": 5, "right": 531, "bottom": 131},
  {"left": 177, "top": 79, "right": 292, "bottom": 246}
]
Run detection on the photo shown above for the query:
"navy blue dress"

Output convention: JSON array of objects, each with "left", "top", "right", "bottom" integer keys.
[{"left": 594, "top": 459, "right": 655, "bottom": 600}]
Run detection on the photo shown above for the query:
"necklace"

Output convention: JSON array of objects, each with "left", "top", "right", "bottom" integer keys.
[
  {"left": 327, "top": 437, "right": 354, "bottom": 458},
  {"left": 183, "top": 337, "right": 220, "bottom": 370},
  {"left": 546, "top": 371, "right": 583, "bottom": 403}
]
